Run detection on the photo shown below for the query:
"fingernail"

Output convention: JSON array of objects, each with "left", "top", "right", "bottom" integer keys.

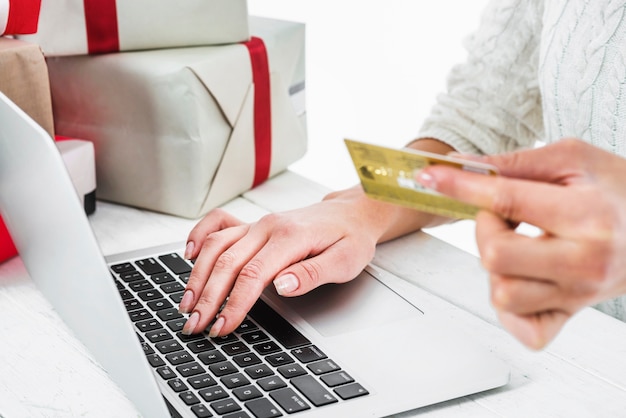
[
  {"left": 209, "top": 316, "right": 225, "bottom": 338},
  {"left": 184, "top": 241, "right": 194, "bottom": 260},
  {"left": 417, "top": 170, "right": 437, "bottom": 190},
  {"left": 178, "top": 290, "right": 194, "bottom": 314},
  {"left": 182, "top": 311, "right": 200, "bottom": 335},
  {"left": 273, "top": 274, "right": 299, "bottom": 296}
]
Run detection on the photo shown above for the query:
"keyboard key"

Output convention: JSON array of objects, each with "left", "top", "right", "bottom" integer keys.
[
  {"left": 118, "top": 290, "right": 134, "bottom": 300},
  {"left": 232, "top": 353, "right": 261, "bottom": 368},
  {"left": 290, "top": 346, "right": 326, "bottom": 364},
  {"left": 320, "top": 371, "right": 354, "bottom": 387},
  {"left": 188, "top": 339, "right": 216, "bottom": 354},
  {"left": 177, "top": 361, "right": 205, "bottom": 377},
  {"left": 244, "top": 364, "right": 274, "bottom": 380},
  {"left": 145, "top": 328, "right": 172, "bottom": 344},
  {"left": 253, "top": 341, "right": 281, "bottom": 356},
  {"left": 235, "top": 319, "right": 257, "bottom": 334},
  {"left": 119, "top": 271, "right": 143, "bottom": 282},
  {"left": 135, "top": 257, "right": 166, "bottom": 275},
  {"left": 307, "top": 359, "right": 340, "bottom": 375},
  {"left": 220, "top": 373, "right": 250, "bottom": 389},
  {"left": 161, "top": 282, "right": 184, "bottom": 294},
  {"left": 111, "top": 262, "right": 134, "bottom": 274},
  {"left": 276, "top": 364, "right": 307, "bottom": 379},
  {"left": 257, "top": 376, "right": 287, "bottom": 392},
  {"left": 150, "top": 272, "right": 175, "bottom": 284},
  {"left": 170, "top": 291, "right": 185, "bottom": 303},
  {"left": 269, "top": 388, "right": 310, "bottom": 414},
  {"left": 233, "top": 385, "right": 263, "bottom": 402},
  {"left": 129, "top": 309, "right": 152, "bottom": 322},
  {"left": 178, "top": 331, "right": 205, "bottom": 342},
  {"left": 245, "top": 398, "right": 282, "bottom": 418},
  {"left": 157, "top": 308, "right": 183, "bottom": 321},
  {"left": 147, "top": 298, "right": 173, "bottom": 311},
  {"left": 156, "top": 366, "right": 175, "bottom": 380},
  {"left": 129, "top": 279, "right": 154, "bottom": 292},
  {"left": 222, "top": 342, "right": 250, "bottom": 356},
  {"left": 155, "top": 340, "right": 183, "bottom": 354},
  {"left": 291, "top": 375, "right": 337, "bottom": 406},
  {"left": 179, "top": 390, "right": 201, "bottom": 406},
  {"left": 146, "top": 354, "right": 165, "bottom": 368},
  {"left": 240, "top": 331, "right": 269, "bottom": 345},
  {"left": 138, "top": 289, "right": 163, "bottom": 301},
  {"left": 249, "top": 300, "right": 310, "bottom": 349},
  {"left": 265, "top": 353, "right": 293, "bottom": 367},
  {"left": 136, "top": 319, "right": 161, "bottom": 333},
  {"left": 165, "top": 350, "right": 194, "bottom": 365},
  {"left": 212, "top": 334, "right": 239, "bottom": 345},
  {"left": 209, "top": 361, "right": 238, "bottom": 377},
  {"left": 169, "top": 378, "right": 189, "bottom": 392},
  {"left": 190, "top": 404, "right": 213, "bottom": 418},
  {"left": 210, "top": 398, "right": 241, "bottom": 415},
  {"left": 199, "top": 386, "right": 229, "bottom": 402},
  {"left": 159, "top": 253, "right": 192, "bottom": 275},
  {"left": 198, "top": 350, "right": 226, "bottom": 365},
  {"left": 224, "top": 412, "right": 251, "bottom": 418},
  {"left": 124, "top": 298, "right": 142, "bottom": 311},
  {"left": 188, "top": 373, "right": 217, "bottom": 390},
  {"left": 333, "top": 382, "right": 369, "bottom": 400},
  {"left": 166, "top": 318, "right": 186, "bottom": 332}
]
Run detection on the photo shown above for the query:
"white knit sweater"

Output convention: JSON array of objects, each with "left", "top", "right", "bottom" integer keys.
[{"left": 418, "top": 0, "right": 626, "bottom": 320}]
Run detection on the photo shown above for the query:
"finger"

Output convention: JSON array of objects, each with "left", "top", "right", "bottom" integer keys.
[
  {"left": 475, "top": 211, "right": 583, "bottom": 280},
  {"left": 497, "top": 310, "right": 571, "bottom": 350},
  {"left": 185, "top": 208, "right": 245, "bottom": 259},
  {"left": 489, "top": 273, "right": 568, "bottom": 316},
  {"left": 480, "top": 140, "right": 589, "bottom": 181},
  {"left": 271, "top": 237, "right": 375, "bottom": 297},
  {"left": 180, "top": 226, "right": 251, "bottom": 334},
  {"left": 418, "top": 165, "right": 586, "bottom": 232}
]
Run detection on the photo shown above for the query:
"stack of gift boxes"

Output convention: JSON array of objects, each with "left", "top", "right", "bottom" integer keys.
[{"left": 0, "top": 0, "right": 307, "bottom": 263}]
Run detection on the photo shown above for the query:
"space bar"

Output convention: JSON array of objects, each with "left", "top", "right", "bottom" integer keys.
[{"left": 249, "top": 299, "right": 311, "bottom": 349}]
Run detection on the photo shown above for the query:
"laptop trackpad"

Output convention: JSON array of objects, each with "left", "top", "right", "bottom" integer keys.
[{"left": 274, "top": 270, "right": 422, "bottom": 337}]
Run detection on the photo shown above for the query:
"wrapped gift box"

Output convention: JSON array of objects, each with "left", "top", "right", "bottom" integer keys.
[
  {"left": 1, "top": 137, "right": 97, "bottom": 263},
  {"left": 17, "top": 0, "right": 249, "bottom": 56},
  {"left": 0, "top": 37, "right": 54, "bottom": 138},
  {"left": 0, "top": 0, "right": 41, "bottom": 35},
  {"left": 47, "top": 16, "right": 307, "bottom": 219}
]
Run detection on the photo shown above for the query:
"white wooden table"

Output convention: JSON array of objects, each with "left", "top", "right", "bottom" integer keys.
[{"left": 1, "top": 171, "right": 626, "bottom": 417}]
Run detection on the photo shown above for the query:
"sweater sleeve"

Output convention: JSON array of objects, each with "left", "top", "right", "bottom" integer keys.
[{"left": 417, "top": 0, "right": 545, "bottom": 155}]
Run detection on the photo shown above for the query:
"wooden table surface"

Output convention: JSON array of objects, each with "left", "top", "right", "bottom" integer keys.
[{"left": 1, "top": 171, "right": 625, "bottom": 417}]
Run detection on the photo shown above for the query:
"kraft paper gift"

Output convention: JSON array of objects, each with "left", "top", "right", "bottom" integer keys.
[
  {"left": 18, "top": 0, "right": 249, "bottom": 56},
  {"left": 0, "top": 0, "right": 41, "bottom": 35},
  {"left": 0, "top": 37, "right": 54, "bottom": 138},
  {"left": 48, "top": 16, "right": 307, "bottom": 218}
]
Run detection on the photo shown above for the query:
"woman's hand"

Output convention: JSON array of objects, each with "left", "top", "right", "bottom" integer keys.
[
  {"left": 178, "top": 185, "right": 439, "bottom": 337},
  {"left": 418, "top": 139, "right": 626, "bottom": 349}
]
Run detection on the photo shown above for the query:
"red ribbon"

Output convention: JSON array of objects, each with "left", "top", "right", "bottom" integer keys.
[
  {"left": 0, "top": 217, "right": 17, "bottom": 263},
  {"left": 4, "top": 0, "right": 41, "bottom": 34},
  {"left": 243, "top": 37, "right": 272, "bottom": 188},
  {"left": 83, "top": 0, "right": 119, "bottom": 54}
]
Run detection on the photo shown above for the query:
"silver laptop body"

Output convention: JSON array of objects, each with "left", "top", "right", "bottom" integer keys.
[{"left": 0, "top": 92, "right": 509, "bottom": 417}]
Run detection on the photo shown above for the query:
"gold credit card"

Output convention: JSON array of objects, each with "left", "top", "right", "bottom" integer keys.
[{"left": 345, "top": 139, "right": 498, "bottom": 219}]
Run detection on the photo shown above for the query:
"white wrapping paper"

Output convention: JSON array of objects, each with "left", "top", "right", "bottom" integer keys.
[
  {"left": 47, "top": 17, "right": 307, "bottom": 218},
  {"left": 18, "top": 0, "right": 249, "bottom": 56}
]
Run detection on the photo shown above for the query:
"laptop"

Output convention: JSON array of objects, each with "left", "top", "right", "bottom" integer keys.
[{"left": 0, "top": 92, "right": 509, "bottom": 417}]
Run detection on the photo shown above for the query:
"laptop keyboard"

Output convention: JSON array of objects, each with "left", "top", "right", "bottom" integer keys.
[{"left": 110, "top": 252, "right": 369, "bottom": 418}]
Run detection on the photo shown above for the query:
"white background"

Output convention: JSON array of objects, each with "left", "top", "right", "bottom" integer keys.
[{"left": 249, "top": 1, "right": 491, "bottom": 255}]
